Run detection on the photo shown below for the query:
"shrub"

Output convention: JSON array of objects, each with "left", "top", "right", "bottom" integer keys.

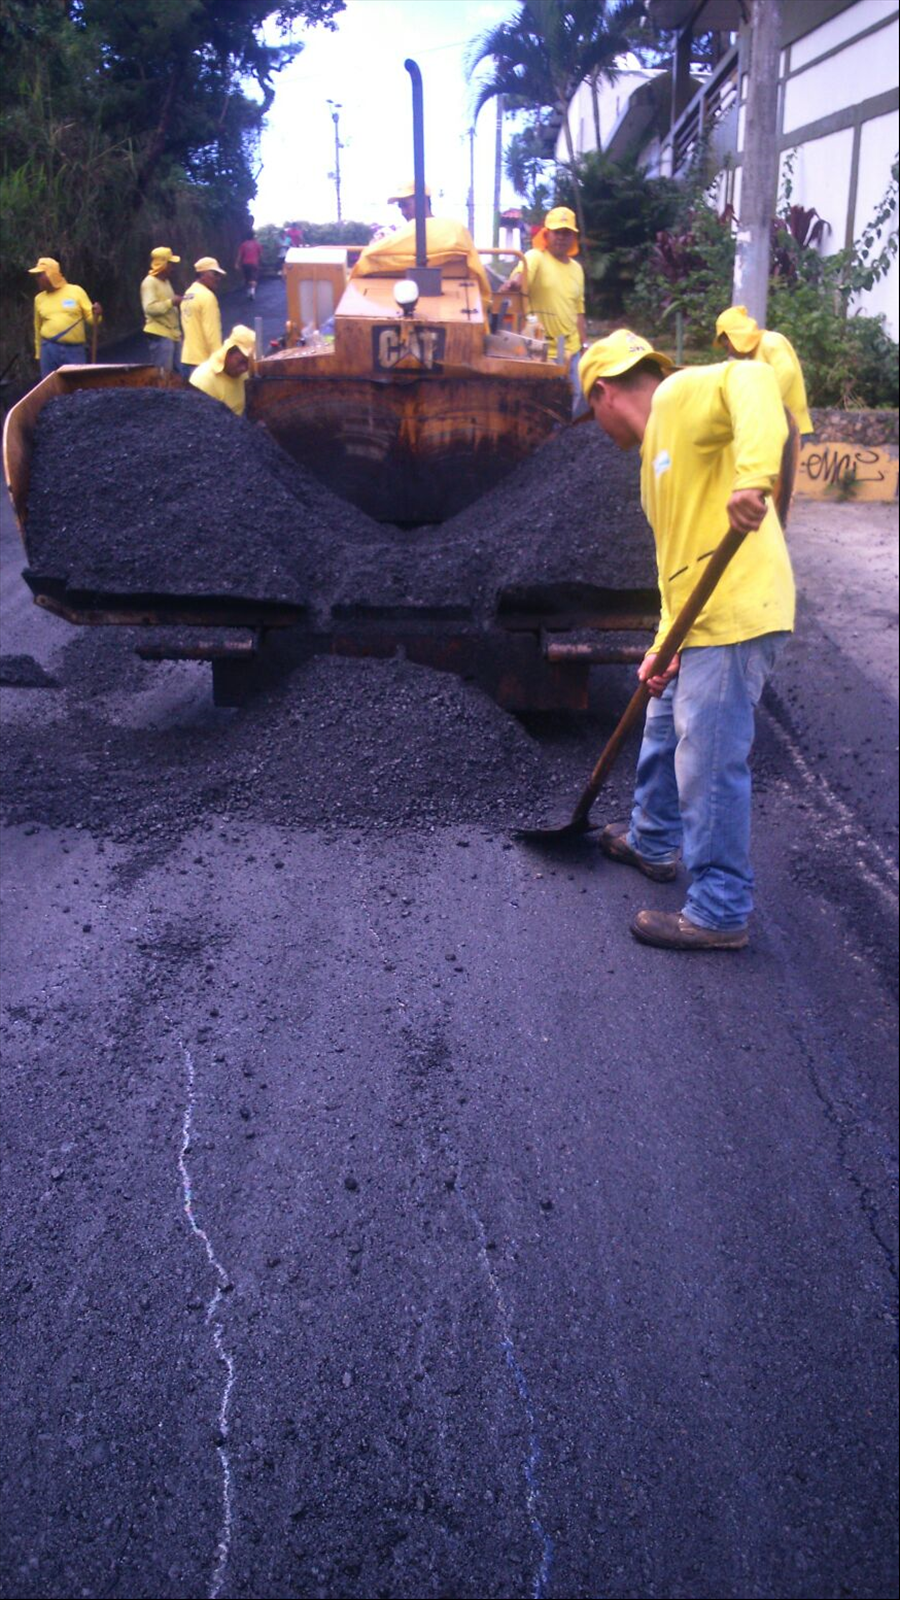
[{"left": 556, "top": 152, "right": 681, "bottom": 318}]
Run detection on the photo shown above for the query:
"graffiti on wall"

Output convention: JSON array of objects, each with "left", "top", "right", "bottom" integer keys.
[{"left": 797, "top": 443, "right": 899, "bottom": 501}]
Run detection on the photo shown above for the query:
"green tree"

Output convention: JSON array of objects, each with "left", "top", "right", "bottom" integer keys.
[
  {"left": 0, "top": 0, "right": 343, "bottom": 380},
  {"left": 558, "top": 150, "right": 680, "bottom": 316},
  {"left": 466, "top": 0, "right": 642, "bottom": 241}
]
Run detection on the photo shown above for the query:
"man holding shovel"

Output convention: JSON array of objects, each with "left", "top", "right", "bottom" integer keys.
[{"left": 579, "top": 329, "right": 793, "bottom": 951}]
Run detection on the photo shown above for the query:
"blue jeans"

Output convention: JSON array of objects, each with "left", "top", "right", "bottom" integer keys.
[
  {"left": 145, "top": 334, "right": 178, "bottom": 370},
  {"left": 627, "top": 634, "right": 788, "bottom": 929},
  {"left": 40, "top": 341, "right": 86, "bottom": 378}
]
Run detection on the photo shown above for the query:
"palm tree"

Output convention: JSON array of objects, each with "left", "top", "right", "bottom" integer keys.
[{"left": 466, "top": 0, "right": 643, "bottom": 240}]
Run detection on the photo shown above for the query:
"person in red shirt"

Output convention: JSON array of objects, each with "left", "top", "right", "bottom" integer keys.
[{"left": 234, "top": 231, "right": 262, "bottom": 300}]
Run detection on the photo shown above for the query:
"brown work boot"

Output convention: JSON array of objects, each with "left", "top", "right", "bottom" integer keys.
[
  {"left": 630, "top": 910, "right": 749, "bottom": 951},
  {"left": 599, "top": 823, "right": 677, "bottom": 882}
]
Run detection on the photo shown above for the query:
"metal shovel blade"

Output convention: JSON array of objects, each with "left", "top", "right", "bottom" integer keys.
[
  {"left": 512, "top": 816, "right": 599, "bottom": 845},
  {"left": 512, "top": 522, "right": 751, "bottom": 846}
]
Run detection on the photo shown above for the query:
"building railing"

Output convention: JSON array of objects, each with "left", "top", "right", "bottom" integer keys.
[{"left": 664, "top": 44, "right": 740, "bottom": 176}]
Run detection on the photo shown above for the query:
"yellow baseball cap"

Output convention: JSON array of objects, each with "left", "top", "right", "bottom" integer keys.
[
  {"left": 28, "top": 256, "right": 64, "bottom": 287},
  {"left": 150, "top": 246, "right": 180, "bottom": 264},
  {"left": 194, "top": 256, "right": 227, "bottom": 275},
  {"left": 545, "top": 206, "right": 578, "bottom": 233},
  {"left": 225, "top": 325, "right": 256, "bottom": 358},
  {"left": 387, "top": 181, "right": 431, "bottom": 202},
  {"left": 579, "top": 329, "right": 675, "bottom": 398},
  {"left": 533, "top": 206, "right": 580, "bottom": 254},
  {"left": 715, "top": 305, "right": 762, "bottom": 353},
  {"left": 209, "top": 325, "right": 257, "bottom": 373}
]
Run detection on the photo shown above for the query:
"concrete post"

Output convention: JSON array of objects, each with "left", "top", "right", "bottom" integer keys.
[{"left": 732, "top": 0, "right": 783, "bottom": 322}]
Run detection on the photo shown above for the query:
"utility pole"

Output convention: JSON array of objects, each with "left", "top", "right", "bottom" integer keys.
[
  {"left": 493, "top": 95, "right": 503, "bottom": 248},
  {"left": 467, "top": 126, "right": 476, "bottom": 237},
  {"left": 732, "top": 0, "right": 783, "bottom": 322},
  {"left": 327, "top": 99, "right": 343, "bottom": 222}
]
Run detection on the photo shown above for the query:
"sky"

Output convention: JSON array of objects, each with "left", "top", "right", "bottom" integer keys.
[{"left": 253, "top": 0, "right": 522, "bottom": 239}]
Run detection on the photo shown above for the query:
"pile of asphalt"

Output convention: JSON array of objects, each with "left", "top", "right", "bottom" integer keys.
[
  {"left": 24, "top": 387, "right": 657, "bottom": 623},
  {"left": 1, "top": 648, "right": 627, "bottom": 844},
  {"left": 23, "top": 388, "right": 378, "bottom": 612}
]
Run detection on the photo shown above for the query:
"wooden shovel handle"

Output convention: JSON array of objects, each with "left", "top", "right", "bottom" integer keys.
[{"left": 571, "top": 523, "right": 749, "bottom": 826}]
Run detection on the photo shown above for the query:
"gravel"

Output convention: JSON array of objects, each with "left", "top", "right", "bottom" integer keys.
[
  {"left": 1, "top": 650, "right": 621, "bottom": 845},
  {"left": 24, "top": 387, "right": 658, "bottom": 624}
]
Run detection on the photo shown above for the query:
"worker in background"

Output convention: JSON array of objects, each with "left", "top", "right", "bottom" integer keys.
[
  {"left": 715, "top": 305, "right": 813, "bottom": 435},
  {"left": 389, "top": 180, "right": 430, "bottom": 225},
  {"left": 140, "top": 246, "right": 182, "bottom": 370},
  {"left": 28, "top": 257, "right": 102, "bottom": 378},
  {"left": 350, "top": 179, "right": 493, "bottom": 307},
  {"left": 498, "top": 206, "right": 586, "bottom": 415},
  {"left": 189, "top": 325, "right": 255, "bottom": 416},
  {"left": 579, "top": 328, "right": 793, "bottom": 951},
  {"left": 180, "top": 257, "right": 226, "bottom": 378},
  {"left": 235, "top": 230, "right": 262, "bottom": 301}
]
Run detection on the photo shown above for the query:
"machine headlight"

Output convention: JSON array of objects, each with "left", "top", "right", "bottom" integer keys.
[{"left": 394, "top": 278, "right": 419, "bottom": 316}]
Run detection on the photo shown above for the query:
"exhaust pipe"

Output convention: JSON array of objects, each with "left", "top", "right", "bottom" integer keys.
[{"left": 403, "top": 59, "right": 441, "bottom": 297}]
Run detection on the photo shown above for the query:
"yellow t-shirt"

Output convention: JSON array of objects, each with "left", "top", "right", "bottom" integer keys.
[
  {"left": 140, "top": 274, "right": 180, "bottom": 341},
  {"left": 753, "top": 330, "right": 813, "bottom": 434},
  {"left": 180, "top": 281, "right": 222, "bottom": 365},
  {"left": 521, "top": 250, "right": 585, "bottom": 357},
  {"left": 189, "top": 357, "right": 246, "bottom": 416},
  {"left": 641, "top": 361, "right": 795, "bottom": 650},
  {"left": 351, "top": 216, "right": 493, "bottom": 306},
  {"left": 33, "top": 283, "right": 94, "bottom": 358}
]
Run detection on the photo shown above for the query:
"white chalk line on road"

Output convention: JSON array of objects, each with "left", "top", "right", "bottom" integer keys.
[
  {"left": 178, "top": 1046, "right": 236, "bottom": 1600},
  {"left": 762, "top": 707, "right": 899, "bottom": 917}
]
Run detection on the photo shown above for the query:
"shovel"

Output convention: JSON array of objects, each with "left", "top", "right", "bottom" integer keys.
[{"left": 514, "top": 521, "right": 751, "bottom": 844}]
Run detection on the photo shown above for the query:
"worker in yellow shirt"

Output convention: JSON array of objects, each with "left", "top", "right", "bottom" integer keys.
[
  {"left": 180, "top": 257, "right": 226, "bottom": 378},
  {"left": 499, "top": 206, "right": 586, "bottom": 413},
  {"left": 189, "top": 326, "right": 255, "bottom": 416},
  {"left": 140, "top": 247, "right": 182, "bottom": 371},
  {"left": 28, "top": 257, "right": 102, "bottom": 378},
  {"left": 579, "top": 328, "right": 794, "bottom": 951},
  {"left": 351, "top": 180, "right": 493, "bottom": 308},
  {"left": 715, "top": 305, "right": 813, "bottom": 434}
]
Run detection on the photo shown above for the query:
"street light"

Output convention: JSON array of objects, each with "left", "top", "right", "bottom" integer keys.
[{"left": 326, "top": 99, "right": 343, "bottom": 222}]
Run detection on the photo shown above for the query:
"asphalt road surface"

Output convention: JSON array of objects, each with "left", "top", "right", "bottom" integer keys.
[{"left": 1, "top": 409, "right": 897, "bottom": 1600}]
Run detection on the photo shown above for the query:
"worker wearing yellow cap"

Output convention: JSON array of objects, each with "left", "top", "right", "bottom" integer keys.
[
  {"left": 498, "top": 206, "right": 586, "bottom": 412},
  {"left": 140, "top": 247, "right": 182, "bottom": 371},
  {"left": 578, "top": 328, "right": 794, "bottom": 951},
  {"left": 715, "top": 305, "right": 813, "bottom": 434},
  {"left": 28, "top": 258, "right": 102, "bottom": 378},
  {"left": 179, "top": 257, "right": 226, "bottom": 378},
  {"left": 351, "top": 180, "right": 494, "bottom": 308},
  {"left": 189, "top": 326, "right": 255, "bottom": 416}
]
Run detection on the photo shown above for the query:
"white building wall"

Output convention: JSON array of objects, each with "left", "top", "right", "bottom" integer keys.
[
  {"left": 789, "top": 0, "right": 894, "bottom": 68},
  {"left": 850, "top": 110, "right": 900, "bottom": 328},
  {"left": 783, "top": 19, "right": 899, "bottom": 134},
  {"left": 555, "top": 69, "right": 658, "bottom": 161},
  {"left": 778, "top": 130, "right": 856, "bottom": 257}
]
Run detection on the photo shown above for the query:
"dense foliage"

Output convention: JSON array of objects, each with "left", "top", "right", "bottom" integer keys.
[
  {"left": 556, "top": 152, "right": 681, "bottom": 317},
  {"left": 0, "top": 0, "right": 343, "bottom": 379},
  {"left": 627, "top": 155, "right": 899, "bottom": 408}
]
